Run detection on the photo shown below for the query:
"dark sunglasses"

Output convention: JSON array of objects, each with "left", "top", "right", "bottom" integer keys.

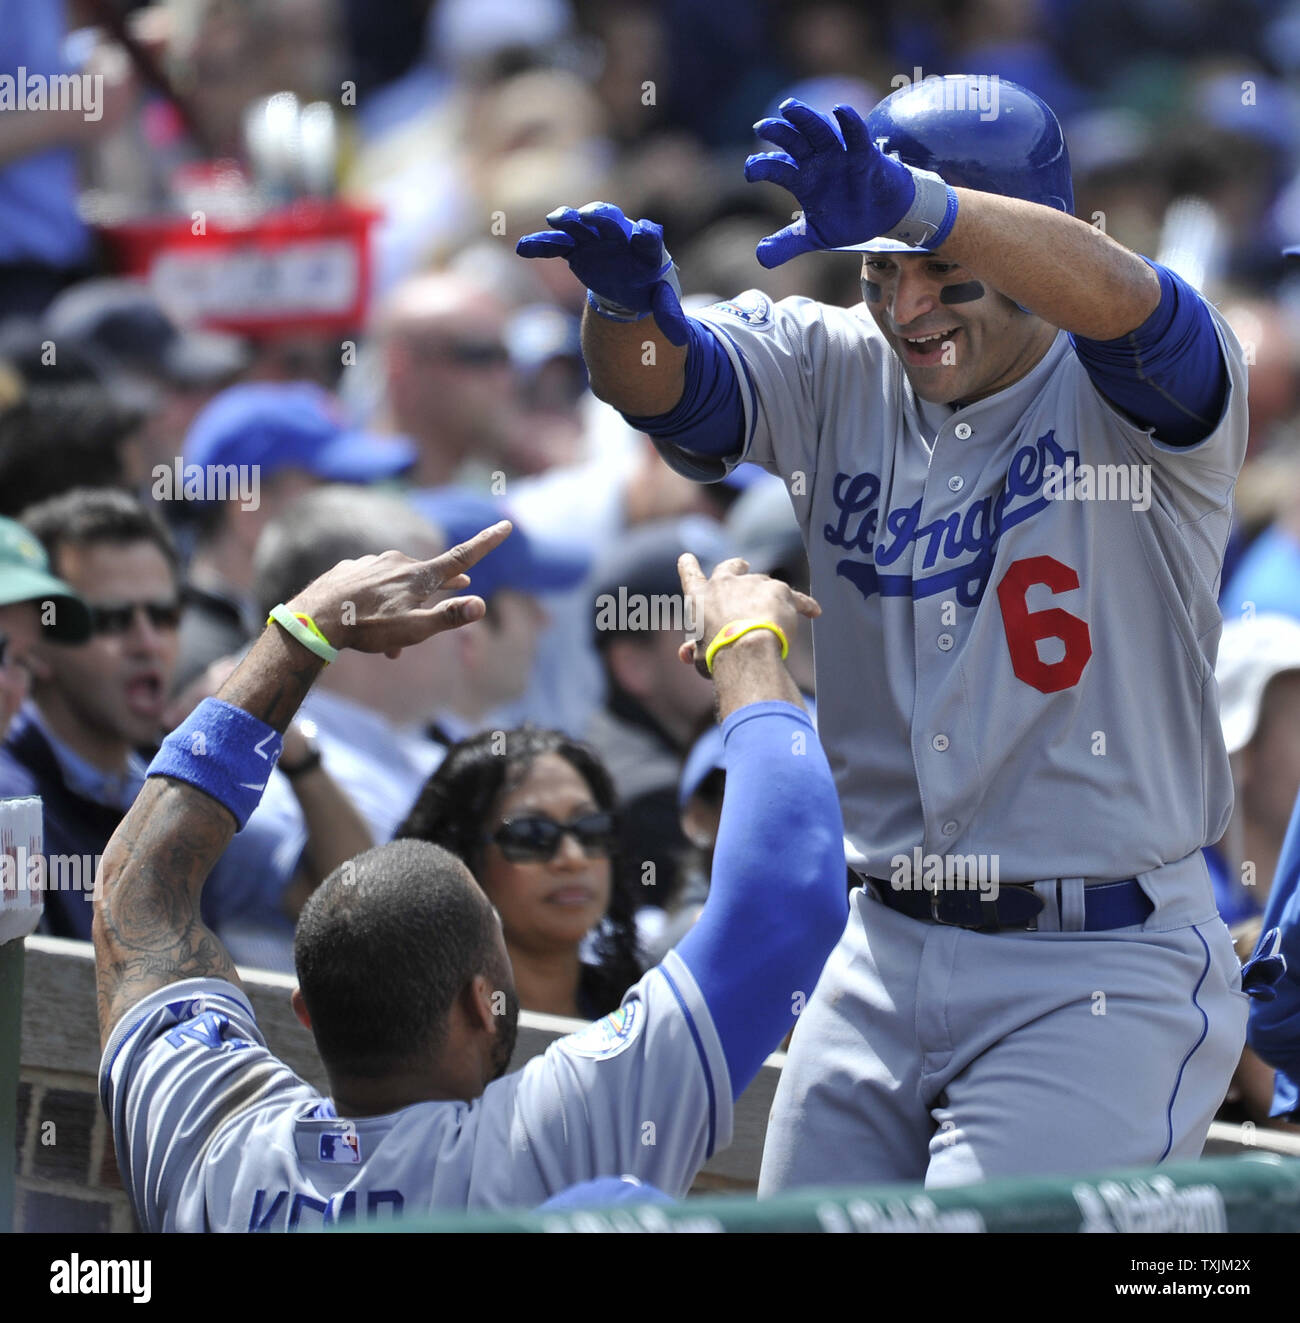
[
  {"left": 439, "top": 341, "right": 511, "bottom": 369},
  {"left": 87, "top": 600, "right": 183, "bottom": 636},
  {"left": 488, "top": 811, "right": 618, "bottom": 863}
]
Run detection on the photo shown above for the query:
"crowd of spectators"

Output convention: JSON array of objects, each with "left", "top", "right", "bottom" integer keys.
[{"left": 2, "top": 0, "right": 1300, "bottom": 1139}]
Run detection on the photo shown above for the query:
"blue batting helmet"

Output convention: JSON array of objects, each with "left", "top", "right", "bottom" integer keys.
[{"left": 837, "top": 74, "right": 1073, "bottom": 255}]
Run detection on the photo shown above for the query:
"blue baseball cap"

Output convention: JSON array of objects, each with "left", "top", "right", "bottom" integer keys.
[
  {"left": 410, "top": 487, "right": 589, "bottom": 601},
  {"left": 183, "top": 383, "right": 417, "bottom": 491}
]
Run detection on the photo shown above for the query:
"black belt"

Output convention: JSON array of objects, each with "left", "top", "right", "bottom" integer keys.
[{"left": 856, "top": 872, "right": 1154, "bottom": 932}]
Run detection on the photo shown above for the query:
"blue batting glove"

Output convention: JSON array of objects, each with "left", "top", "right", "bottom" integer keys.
[
  {"left": 744, "top": 98, "right": 957, "bottom": 268},
  {"left": 515, "top": 201, "right": 690, "bottom": 347},
  {"left": 1242, "top": 928, "right": 1286, "bottom": 1001}
]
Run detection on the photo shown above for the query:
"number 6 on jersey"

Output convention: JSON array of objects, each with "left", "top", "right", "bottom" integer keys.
[{"left": 996, "top": 555, "right": 1092, "bottom": 694}]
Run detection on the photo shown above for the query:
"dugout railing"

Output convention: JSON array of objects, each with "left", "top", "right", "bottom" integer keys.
[{"left": 369, "top": 1155, "right": 1300, "bottom": 1234}]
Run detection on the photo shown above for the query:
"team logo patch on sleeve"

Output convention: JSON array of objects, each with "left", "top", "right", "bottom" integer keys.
[
  {"left": 565, "top": 999, "right": 644, "bottom": 1061},
  {"left": 709, "top": 291, "right": 772, "bottom": 327}
]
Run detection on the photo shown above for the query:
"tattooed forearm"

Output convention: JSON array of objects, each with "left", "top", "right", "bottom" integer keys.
[
  {"left": 93, "top": 625, "right": 326, "bottom": 1046},
  {"left": 94, "top": 778, "right": 241, "bottom": 1043}
]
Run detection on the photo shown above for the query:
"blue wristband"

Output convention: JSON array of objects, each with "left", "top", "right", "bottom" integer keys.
[{"left": 148, "top": 698, "right": 284, "bottom": 830}]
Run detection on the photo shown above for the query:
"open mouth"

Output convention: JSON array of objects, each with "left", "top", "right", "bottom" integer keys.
[
  {"left": 898, "top": 326, "right": 959, "bottom": 367},
  {"left": 124, "top": 673, "right": 164, "bottom": 718}
]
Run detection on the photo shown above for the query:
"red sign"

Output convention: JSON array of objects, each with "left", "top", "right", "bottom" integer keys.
[{"left": 99, "top": 199, "right": 379, "bottom": 335}]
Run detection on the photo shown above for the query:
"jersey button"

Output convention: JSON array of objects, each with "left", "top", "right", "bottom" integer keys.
[
  {"left": 931, "top": 733, "right": 950, "bottom": 752},
  {"left": 938, "top": 633, "right": 954, "bottom": 651},
  {"left": 942, "top": 820, "right": 959, "bottom": 836},
  {"left": 954, "top": 422, "right": 973, "bottom": 439},
  {"left": 947, "top": 475, "right": 964, "bottom": 492}
]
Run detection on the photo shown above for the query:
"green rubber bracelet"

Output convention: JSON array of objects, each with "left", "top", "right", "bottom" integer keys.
[{"left": 267, "top": 604, "right": 339, "bottom": 664}]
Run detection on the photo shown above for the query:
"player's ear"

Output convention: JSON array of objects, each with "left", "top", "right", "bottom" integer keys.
[
  {"left": 291, "top": 986, "right": 312, "bottom": 1030},
  {"left": 465, "top": 973, "right": 497, "bottom": 1035}
]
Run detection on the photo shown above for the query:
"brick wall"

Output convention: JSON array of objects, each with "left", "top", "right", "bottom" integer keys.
[{"left": 15, "top": 1068, "right": 134, "bottom": 1233}]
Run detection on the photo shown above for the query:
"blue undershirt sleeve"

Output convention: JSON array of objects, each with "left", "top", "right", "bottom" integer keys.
[
  {"left": 621, "top": 316, "right": 745, "bottom": 458},
  {"left": 1070, "top": 259, "right": 1229, "bottom": 448},
  {"left": 675, "top": 700, "right": 848, "bottom": 1099}
]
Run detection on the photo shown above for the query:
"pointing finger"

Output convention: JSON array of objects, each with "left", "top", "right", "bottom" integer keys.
[{"left": 420, "top": 521, "right": 512, "bottom": 595}]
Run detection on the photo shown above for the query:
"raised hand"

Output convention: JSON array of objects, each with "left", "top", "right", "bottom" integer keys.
[
  {"left": 676, "top": 553, "right": 821, "bottom": 678},
  {"left": 287, "top": 521, "right": 513, "bottom": 658},
  {"left": 516, "top": 201, "right": 690, "bottom": 346},
  {"left": 745, "top": 98, "right": 948, "bottom": 268}
]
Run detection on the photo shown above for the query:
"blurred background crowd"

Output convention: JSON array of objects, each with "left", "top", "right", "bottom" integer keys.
[{"left": 2, "top": 0, "right": 1300, "bottom": 1129}]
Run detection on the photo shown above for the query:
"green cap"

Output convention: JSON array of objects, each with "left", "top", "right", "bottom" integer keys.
[{"left": 0, "top": 516, "right": 92, "bottom": 643}]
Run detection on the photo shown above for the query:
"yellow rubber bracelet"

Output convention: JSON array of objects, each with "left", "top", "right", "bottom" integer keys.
[
  {"left": 267, "top": 604, "right": 339, "bottom": 664},
  {"left": 704, "top": 618, "right": 789, "bottom": 674}
]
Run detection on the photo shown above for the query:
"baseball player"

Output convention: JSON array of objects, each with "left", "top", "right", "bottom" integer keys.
[
  {"left": 94, "top": 523, "right": 847, "bottom": 1229},
  {"left": 518, "top": 75, "right": 1251, "bottom": 1189}
]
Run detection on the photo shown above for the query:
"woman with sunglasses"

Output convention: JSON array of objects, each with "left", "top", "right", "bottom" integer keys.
[{"left": 398, "top": 729, "right": 642, "bottom": 1019}]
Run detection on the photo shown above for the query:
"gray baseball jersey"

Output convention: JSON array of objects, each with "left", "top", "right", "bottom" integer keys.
[
  {"left": 658, "top": 290, "right": 1247, "bottom": 883},
  {"left": 99, "top": 949, "right": 730, "bottom": 1231},
  {"left": 651, "top": 287, "right": 1249, "bottom": 1191}
]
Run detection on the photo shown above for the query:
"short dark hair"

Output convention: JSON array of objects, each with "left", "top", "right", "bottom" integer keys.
[
  {"left": 294, "top": 839, "right": 501, "bottom": 1077},
  {"left": 398, "top": 728, "right": 643, "bottom": 1016},
  {"left": 0, "top": 388, "right": 136, "bottom": 518},
  {"left": 253, "top": 486, "right": 442, "bottom": 618},
  {"left": 21, "top": 486, "right": 178, "bottom": 577}
]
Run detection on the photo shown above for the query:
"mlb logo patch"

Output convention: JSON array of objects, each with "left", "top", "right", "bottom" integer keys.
[{"left": 319, "top": 1129, "right": 361, "bottom": 1163}]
